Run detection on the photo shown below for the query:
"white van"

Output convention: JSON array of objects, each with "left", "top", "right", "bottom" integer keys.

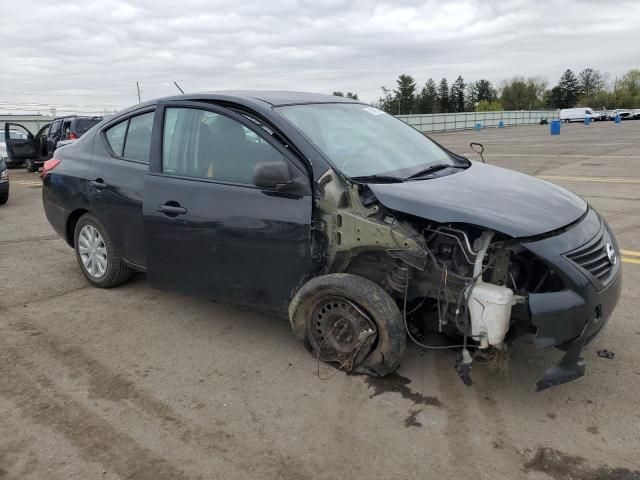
[{"left": 559, "top": 107, "right": 594, "bottom": 123}]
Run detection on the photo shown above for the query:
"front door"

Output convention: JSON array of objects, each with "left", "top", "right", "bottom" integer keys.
[
  {"left": 143, "top": 102, "right": 314, "bottom": 311},
  {"left": 3, "top": 123, "right": 46, "bottom": 163}
]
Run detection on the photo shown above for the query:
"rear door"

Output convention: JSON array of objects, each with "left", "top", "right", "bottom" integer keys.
[
  {"left": 87, "top": 109, "right": 155, "bottom": 267},
  {"left": 143, "top": 101, "right": 314, "bottom": 311},
  {"left": 3, "top": 123, "right": 40, "bottom": 162},
  {"left": 46, "top": 120, "right": 62, "bottom": 156}
]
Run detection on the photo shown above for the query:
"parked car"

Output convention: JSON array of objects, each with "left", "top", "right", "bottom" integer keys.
[
  {"left": 631, "top": 109, "right": 640, "bottom": 119},
  {"left": 3, "top": 115, "right": 102, "bottom": 172},
  {"left": 40, "top": 92, "right": 621, "bottom": 391},
  {"left": 559, "top": 107, "right": 595, "bottom": 123},
  {"left": 608, "top": 109, "right": 632, "bottom": 120},
  {"left": 590, "top": 110, "right": 607, "bottom": 121},
  {"left": 0, "top": 157, "right": 9, "bottom": 204}
]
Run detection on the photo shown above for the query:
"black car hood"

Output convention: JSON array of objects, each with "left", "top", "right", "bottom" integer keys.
[{"left": 368, "top": 162, "right": 587, "bottom": 238}]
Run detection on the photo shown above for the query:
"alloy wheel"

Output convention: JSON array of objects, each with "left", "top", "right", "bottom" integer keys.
[{"left": 78, "top": 224, "right": 108, "bottom": 278}]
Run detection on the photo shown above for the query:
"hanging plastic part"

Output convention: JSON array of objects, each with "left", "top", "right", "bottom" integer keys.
[{"left": 455, "top": 348, "right": 474, "bottom": 386}]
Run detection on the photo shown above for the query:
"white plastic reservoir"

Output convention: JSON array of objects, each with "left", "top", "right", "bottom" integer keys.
[{"left": 468, "top": 282, "right": 516, "bottom": 348}]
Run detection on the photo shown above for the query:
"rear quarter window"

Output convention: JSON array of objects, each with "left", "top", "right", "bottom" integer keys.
[{"left": 104, "top": 120, "right": 128, "bottom": 156}]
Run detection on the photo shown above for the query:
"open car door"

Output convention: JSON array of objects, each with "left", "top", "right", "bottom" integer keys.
[{"left": 4, "top": 123, "right": 38, "bottom": 163}]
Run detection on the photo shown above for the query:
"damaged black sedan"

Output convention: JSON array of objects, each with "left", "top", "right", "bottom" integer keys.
[{"left": 39, "top": 92, "right": 622, "bottom": 390}]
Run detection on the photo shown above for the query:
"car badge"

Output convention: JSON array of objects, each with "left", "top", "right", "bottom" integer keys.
[{"left": 606, "top": 242, "right": 616, "bottom": 265}]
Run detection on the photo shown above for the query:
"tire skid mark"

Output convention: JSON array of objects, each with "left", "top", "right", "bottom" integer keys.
[
  {"left": 0, "top": 344, "right": 191, "bottom": 480},
  {"left": 3, "top": 319, "right": 314, "bottom": 479}
]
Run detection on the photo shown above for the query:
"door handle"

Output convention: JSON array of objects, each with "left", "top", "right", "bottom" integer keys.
[
  {"left": 157, "top": 203, "right": 187, "bottom": 216},
  {"left": 89, "top": 179, "right": 107, "bottom": 190}
]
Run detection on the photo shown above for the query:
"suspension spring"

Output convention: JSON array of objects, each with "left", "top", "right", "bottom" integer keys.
[{"left": 387, "top": 259, "right": 413, "bottom": 292}]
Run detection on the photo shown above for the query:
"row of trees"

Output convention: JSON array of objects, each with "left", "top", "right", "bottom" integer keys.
[{"left": 350, "top": 68, "right": 640, "bottom": 114}]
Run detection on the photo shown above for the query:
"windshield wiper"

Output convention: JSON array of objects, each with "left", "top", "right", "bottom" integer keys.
[
  {"left": 350, "top": 174, "right": 405, "bottom": 184},
  {"left": 405, "top": 163, "right": 465, "bottom": 180}
]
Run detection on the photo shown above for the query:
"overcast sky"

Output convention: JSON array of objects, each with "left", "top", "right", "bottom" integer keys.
[{"left": 1, "top": 0, "right": 638, "bottom": 115}]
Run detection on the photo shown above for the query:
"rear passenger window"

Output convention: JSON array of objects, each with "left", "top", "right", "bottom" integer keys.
[
  {"left": 105, "top": 120, "right": 127, "bottom": 156},
  {"left": 103, "top": 111, "right": 154, "bottom": 163},
  {"left": 162, "top": 107, "right": 283, "bottom": 184},
  {"left": 123, "top": 112, "right": 154, "bottom": 163}
]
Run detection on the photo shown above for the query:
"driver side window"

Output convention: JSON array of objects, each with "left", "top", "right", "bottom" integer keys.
[{"left": 162, "top": 107, "right": 283, "bottom": 185}]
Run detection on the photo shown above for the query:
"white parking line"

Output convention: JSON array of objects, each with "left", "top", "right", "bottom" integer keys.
[{"left": 14, "top": 181, "right": 42, "bottom": 186}]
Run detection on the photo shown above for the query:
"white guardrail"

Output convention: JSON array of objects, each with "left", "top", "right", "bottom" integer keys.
[
  {"left": 2, "top": 110, "right": 560, "bottom": 137},
  {"left": 396, "top": 110, "right": 559, "bottom": 133}
]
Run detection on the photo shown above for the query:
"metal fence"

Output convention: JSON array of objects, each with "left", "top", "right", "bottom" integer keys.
[{"left": 396, "top": 110, "right": 559, "bottom": 133}]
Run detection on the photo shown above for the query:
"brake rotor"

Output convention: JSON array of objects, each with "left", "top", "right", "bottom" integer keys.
[{"left": 310, "top": 296, "right": 377, "bottom": 369}]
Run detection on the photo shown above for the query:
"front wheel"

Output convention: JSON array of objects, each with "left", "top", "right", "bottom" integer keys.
[
  {"left": 289, "top": 273, "right": 406, "bottom": 377},
  {"left": 25, "top": 159, "right": 37, "bottom": 172},
  {"left": 73, "top": 214, "right": 133, "bottom": 288}
]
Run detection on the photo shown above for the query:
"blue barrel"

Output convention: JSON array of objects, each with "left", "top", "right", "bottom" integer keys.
[
  {"left": 615, "top": 114, "right": 621, "bottom": 124},
  {"left": 498, "top": 120, "right": 504, "bottom": 128},
  {"left": 475, "top": 123, "right": 482, "bottom": 131},
  {"left": 550, "top": 120, "right": 561, "bottom": 135}
]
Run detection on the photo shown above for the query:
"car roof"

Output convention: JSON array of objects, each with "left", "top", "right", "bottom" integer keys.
[
  {"left": 127, "top": 91, "right": 359, "bottom": 111},
  {"left": 175, "top": 90, "right": 359, "bottom": 107}
]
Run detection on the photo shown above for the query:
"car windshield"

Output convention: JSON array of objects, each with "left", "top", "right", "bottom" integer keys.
[{"left": 277, "top": 103, "right": 458, "bottom": 178}]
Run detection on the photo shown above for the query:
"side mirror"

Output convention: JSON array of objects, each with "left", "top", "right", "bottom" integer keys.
[
  {"left": 470, "top": 142, "right": 485, "bottom": 163},
  {"left": 253, "top": 159, "right": 292, "bottom": 190}
]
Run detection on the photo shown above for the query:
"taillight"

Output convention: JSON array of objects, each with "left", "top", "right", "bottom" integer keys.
[
  {"left": 69, "top": 132, "right": 78, "bottom": 140},
  {"left": 41, "top": 158, "right": 61, "bottom": 179}
]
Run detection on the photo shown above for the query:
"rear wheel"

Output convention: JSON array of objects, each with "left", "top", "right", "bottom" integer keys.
[
  {"left": 73, "top": 214, "right": 133, "bottom": 288},
  {"left": 0, "top": 190, "right": 8, "bottom": 205},
  {"left": 289, "top": 273, "right": 406, "bottom": 377},
  {"left": 25, "top": 159, "right": 37, "bottom": 172}
]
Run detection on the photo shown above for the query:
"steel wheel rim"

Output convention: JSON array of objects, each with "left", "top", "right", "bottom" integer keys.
[
  {"left": 309, "top": 296, "right": 376, "bottom": 363},
  {"left": 78, "top": 224, "right": 107, "bottom": 279}
]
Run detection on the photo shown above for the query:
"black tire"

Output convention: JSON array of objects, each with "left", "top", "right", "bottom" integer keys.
[
  {"left": 0, "top": 190, "right": 8, "bottom": 205},
  {"left": 25, "top": 159, "right": 37, "bottom": 173},
  {"left": 73, "top": 213, "right": 133, "bottom": 288},
  {"left": 289, "top": 273, "right": 406, "bottom": 377}
]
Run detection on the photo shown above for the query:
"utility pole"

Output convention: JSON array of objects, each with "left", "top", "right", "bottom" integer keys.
[{"left": 136, "top": 81, "right": 141, "bottom": 103}]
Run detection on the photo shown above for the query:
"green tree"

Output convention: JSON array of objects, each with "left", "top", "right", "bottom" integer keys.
[
  {"left": 475, "top": 79, "right": 497, "bottom": 102},
  {"left": 556, "top": 69, "right": 580, "bottom": 108},
  {"left": 450, "top": 75, "right": 466, "bottom": 112},
  {"left": 393, "top": 74, "right": 417, "bottom": 114},
  {"left": 376, "top": 86, "right": 394, "bottom": 113},
  {"left": 477, "top": 100, "right": 503, "bottom": 111},
  {"left": 578, "top": 68, "right": 605, "bottom": 98},
  {"left": 332, "top": 91, "right": 344, "bottom": 97},
  {"left": 437, "top": 78, "right": 449, "bottom": 113},
  {"left": 418, "top": 78, "right": 438, "bottom": 114},
  {"left": 545, "top": 85, "right": 564, "bottom": 108},
  {"left": 615, "top": 69, "right": 640, "bottom": 107},
  {"left": 500, "top": 76, "right": 547, "bottom": 110}
]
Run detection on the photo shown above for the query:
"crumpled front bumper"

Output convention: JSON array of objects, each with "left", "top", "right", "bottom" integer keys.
[{"left": 521, "top": 208, "right": 622, "bottom": 390}]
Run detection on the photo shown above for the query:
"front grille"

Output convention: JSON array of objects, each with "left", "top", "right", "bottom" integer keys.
[{"left": 566, "top": 228, "right": 614, "bottom": 282}]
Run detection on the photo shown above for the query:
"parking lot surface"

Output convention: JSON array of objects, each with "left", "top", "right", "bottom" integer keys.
[{"left": 1, "top": 121, "right": 639, "bottom": 479}]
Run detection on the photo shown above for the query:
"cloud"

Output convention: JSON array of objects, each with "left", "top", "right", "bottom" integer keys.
[{"left": 0, "top": 0, "right": 638, "bottom": 114}]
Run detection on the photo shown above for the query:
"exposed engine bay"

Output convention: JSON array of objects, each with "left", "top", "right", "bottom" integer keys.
[{"left": 304, "top": 168, "right": 609, "bottom": 390}]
